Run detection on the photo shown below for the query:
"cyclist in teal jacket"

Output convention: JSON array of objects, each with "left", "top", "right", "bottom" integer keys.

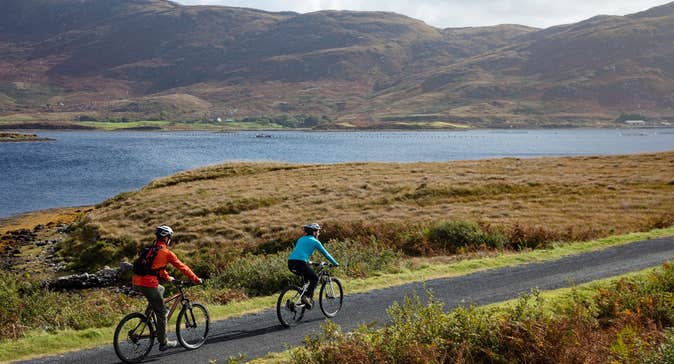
[{"left": 288, "top": 223, "right": 339, "bottom": 308}]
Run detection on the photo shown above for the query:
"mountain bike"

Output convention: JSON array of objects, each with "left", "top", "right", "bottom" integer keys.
[
  {"left": 113, "top": 280, "right": 210, "bottom": 363},
  {"left": 276, "top": 261, "right": 343, "bottom": 328}
]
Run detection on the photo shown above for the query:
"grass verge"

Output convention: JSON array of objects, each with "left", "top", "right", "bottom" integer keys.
[{"left": 1, "top": 226, "right": 672, "bottom": 363}]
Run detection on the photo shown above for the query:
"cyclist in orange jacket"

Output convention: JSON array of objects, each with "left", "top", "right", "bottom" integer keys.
[{"left": 132, "top": 225, "right": 202, "bottom": 351}]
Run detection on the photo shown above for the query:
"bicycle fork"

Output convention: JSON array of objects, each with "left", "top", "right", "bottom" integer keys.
[
  {"left": 181, "top": 301, "right": 198, "bottom": 329},
  {"left": 323, "top": 277, "right": 336, "bottom": 299}
]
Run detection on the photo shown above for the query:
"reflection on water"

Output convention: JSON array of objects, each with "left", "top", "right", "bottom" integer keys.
[{"left": 1, "top": 129, "right": 673, "bottom": 218}]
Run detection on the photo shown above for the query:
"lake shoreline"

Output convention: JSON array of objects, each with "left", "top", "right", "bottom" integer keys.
[{"left": 0, "top": 132, "right": 54, "bottom": 142}]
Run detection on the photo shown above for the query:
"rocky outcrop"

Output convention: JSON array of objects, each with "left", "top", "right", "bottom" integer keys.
[{"left": 46, "top": 262, "right": 133, "bottom": 291}]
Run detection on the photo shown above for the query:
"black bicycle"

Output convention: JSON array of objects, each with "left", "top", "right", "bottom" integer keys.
[
  {"left": 113, "top": 280, "right": 210, "bottom": 363},
  {"left": 276, "top": 261, "right": 343, "bottom": 327}
]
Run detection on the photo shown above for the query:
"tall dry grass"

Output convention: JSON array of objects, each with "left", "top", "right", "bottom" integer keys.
[{"left": 84, "top": 152, "right": 673, "bottom": 263}]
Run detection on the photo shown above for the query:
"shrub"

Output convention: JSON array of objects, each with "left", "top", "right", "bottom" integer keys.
[
  {"left": 331, "top": 239, "right": 402, "bottom": 278},
  {"left": 424, "top": 220, "right": 506, "bottom": 253},
  {"left": 0, "top": 272, "right": 24, "bottom": 339},
  {"left": 644, "top": 329, "right": 674, "bottom": 364},
  {"left": 208, "top": 251, "right": 295, "bottom": 297},
  {"left": 245, "top": 237, "right": 295, "bottom": 255},
  {"left": 56, "top": 218, "right": 137, "bottom": 272},
  {"left": 290, "top": 261, "right": 674, "bottom": 363},
  {"left": 0, "top": 272, "right": 139, "bottom": 340},
  {"left": 319, "top": 220, "right": 411, "bottom": 249},
  {"left": 77, "top": 115, "right": 97, "bottom": 121},
  {"left": 504, "top": 223, "right": 558, "bottom": 250},
  {"left": 208, "top": 239, "right": 402, "bottom": 297}
]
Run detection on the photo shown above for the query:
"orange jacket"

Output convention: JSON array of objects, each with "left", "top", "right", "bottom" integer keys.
[{"left": 132, "top": 241, "right": 199, "bottom": 288}]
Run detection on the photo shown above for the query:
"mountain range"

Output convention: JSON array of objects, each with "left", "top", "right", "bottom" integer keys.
[{"left": 2, "top": 0, "right": 674, "bottom": 128}]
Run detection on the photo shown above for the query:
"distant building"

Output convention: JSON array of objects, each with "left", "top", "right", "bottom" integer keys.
[{"left": 624, "top": 120, "right": 645, "bottom": 125}]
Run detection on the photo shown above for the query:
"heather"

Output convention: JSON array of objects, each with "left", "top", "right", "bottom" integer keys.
[{"left": 290, "top": 262, "right": 674, "bottom": 364}]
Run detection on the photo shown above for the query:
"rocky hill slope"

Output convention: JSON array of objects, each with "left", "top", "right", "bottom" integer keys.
[{"left": 1, "top": 0, "right": 673, "bottom": 127}]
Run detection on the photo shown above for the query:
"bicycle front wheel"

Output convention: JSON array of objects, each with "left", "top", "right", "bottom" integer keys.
[
  {"left": 276, "top": 286, "right": 305, "bottom": 328},
  {"left": 113, "top": 312, "right": 155, "bottom": 363},
  {"left": 176, "top": 303, "right": 210, "bottom": 349},
  {"left": 319, "top": 277, "right": 343, "bottom": 318}
]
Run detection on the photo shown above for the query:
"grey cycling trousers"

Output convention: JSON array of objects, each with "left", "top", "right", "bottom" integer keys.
[{"left": 134, "top": 285, "right": 168, "bottom": 345}]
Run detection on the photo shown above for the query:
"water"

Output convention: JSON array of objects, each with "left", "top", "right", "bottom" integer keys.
[{"left": 1, "top": 129, "right": 673, "bottom": 218}]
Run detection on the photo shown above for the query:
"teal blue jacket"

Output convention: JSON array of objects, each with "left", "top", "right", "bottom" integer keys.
[{"left": 288, "top": 235, "right": 339, "bottom": 266}]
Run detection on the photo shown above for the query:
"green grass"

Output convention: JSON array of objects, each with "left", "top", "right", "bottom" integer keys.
[
  {"left": 218, "top": 121, "right": 292, "bottom": 130},
  {"left": 0, "top": 115, "right": 45, "bottom": 122},
  {"left": 0, "top": 327, "right": 111, "bottom": 363},
  {"left": 483, "top": 266, "right": 662, "bottom": 312},
  {"left": 392, "top": 121, "right": 470, "bottom": 129},
  {"left": 77, "top": 120, "right": 301, "bottom": 131},
  {"left": 75, "top": 121, "right": 173, "bottom": 130},
  {"left": 0, "top": 119, "right": 296, "bottom": 131},
  {"left": 1, "top": 226, "right": 672, "bottom": 363}
]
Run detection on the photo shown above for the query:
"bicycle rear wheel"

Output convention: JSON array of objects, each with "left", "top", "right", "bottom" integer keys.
[
  {"left": 276, "top": 286, "right": 305, "bottom": 328},
  {"left": 176, "top": 302, "right": 210, "bottom": 349},
  {"left": 319, "top": 277, "right": 343, "bottom": 318},
  {"left": 113, "top": 312, "right": 155, "bottom": 363}
]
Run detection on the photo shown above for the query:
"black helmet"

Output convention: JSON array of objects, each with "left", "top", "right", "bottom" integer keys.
[
  {"left": 155, "top": 225, "right": 174, "bottom": 238},
  {"left": 303, "top": 223, "right": 321, "bottom": 234}
]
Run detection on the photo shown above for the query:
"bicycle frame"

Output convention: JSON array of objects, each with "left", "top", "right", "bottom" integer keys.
[
  {"left": 144, "top": 285, "right": 187, "bottom": 323},
  {"left": 114, "top": 281, "right": 209, "bottom": 363},
  {"left": 298, "top": 263, "right": 333, "bottom": 296}
]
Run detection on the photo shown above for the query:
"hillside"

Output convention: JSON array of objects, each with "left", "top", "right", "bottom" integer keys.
[{"left": 1, "top": 0, "right": 674, "bottom": 127}]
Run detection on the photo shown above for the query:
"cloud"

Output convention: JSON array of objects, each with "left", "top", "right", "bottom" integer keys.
[{"left": 173, "top": 0, "right": 672, "bottom": 28}]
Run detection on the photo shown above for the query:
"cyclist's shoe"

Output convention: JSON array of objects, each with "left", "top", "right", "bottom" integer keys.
[
  {"left": 301, "top": 296, "right": 313, "bottom": 309},
  {"left": 159, "top": 340, "right": 178, "bottom": 351}
]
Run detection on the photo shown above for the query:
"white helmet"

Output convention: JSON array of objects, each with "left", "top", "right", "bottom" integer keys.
[
  {"left": 155, "top": 225, "right": 174, "bottom": 238},
  {"left": 303, "top": 223, "right": 321, "bottom": 234}
]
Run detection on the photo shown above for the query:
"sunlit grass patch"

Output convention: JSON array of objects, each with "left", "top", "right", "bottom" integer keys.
[{"left": 76, "top": 120, "right": 172, "bottom": 130}]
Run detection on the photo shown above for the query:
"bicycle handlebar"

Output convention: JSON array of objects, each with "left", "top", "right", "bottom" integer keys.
[{"left": 173, "top": 279, "right": 198, "bottom": 287}]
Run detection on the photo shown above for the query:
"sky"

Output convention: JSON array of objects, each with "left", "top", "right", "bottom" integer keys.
[{"left": 173, "top": 0, "right": 672, "bottom": 28}]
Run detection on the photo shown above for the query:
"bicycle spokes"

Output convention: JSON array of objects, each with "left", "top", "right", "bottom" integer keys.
[
  {"left": 277, "top": 286, "right": 305, "bottom": 327},
  {"left": 114, "top": 313, "right": 154, "bottom": 363},
  {"left": 285, "top": 299, "right": 297, "bottom": 312},
  {"left": 324, "top": 281, "right": 335, "bottom": 298},
  {"left": 176, "top": 303, "right": 209, "bottom": 350},
  {"left": 319, "top": 277, "right": 343, "bottom": 318}
]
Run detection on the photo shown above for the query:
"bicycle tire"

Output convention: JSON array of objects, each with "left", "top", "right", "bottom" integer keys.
[
  {"left": 319, "top": 276, "right": 343, "bottom": 318},
  {"left": 276, "top": 285, "right": 305, "bottom": 328},
  {"left": 176, "top": 302, "right": 210, "bottom": 349},
  {"left": 113, "top": 312, "right": 155, "bottom": 363}
]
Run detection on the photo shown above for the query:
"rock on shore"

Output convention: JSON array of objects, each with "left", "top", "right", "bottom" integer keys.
[{"left": 46, "top": 262, "right": 133, "bottom": 291}]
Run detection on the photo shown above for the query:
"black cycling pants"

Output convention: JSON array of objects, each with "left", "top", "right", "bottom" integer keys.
[{"left": 288, "top": 259, "right": 318, "bottom": 298}]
